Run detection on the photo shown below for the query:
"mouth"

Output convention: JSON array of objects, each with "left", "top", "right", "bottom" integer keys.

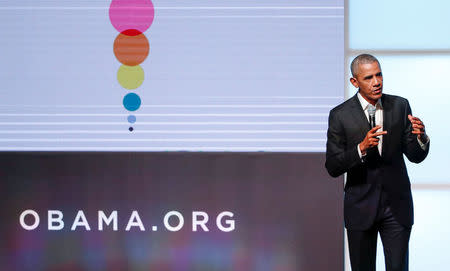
[{"left": 373, "top": 88, "right": 382, "bottom": 95}]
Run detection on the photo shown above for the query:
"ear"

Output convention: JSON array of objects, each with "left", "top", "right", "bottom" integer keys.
[{"left": 350, "top": 77, "right": 359, "bottom": 88}]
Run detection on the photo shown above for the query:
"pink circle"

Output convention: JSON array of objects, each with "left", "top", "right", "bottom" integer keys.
[{"left": 109, "top": 0, "right": 155, "bottom": 34}]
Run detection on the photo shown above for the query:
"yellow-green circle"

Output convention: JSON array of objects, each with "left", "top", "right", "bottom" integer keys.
[{"left": 117, "top": 64, "right": 144, "bottom": 90}]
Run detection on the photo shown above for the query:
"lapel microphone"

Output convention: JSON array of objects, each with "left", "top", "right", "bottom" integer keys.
[{"left": 368, "top": 104, "right": 376, "bottom": 128}]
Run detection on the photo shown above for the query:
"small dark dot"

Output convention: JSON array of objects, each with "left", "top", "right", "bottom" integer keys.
[{"left": 129, "top": 127, "right": 134, "bottom": 132}]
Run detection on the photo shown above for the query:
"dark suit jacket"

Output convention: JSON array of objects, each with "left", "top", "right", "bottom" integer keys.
[{"left": 325, "top": 93, "right": 429, "bottom": 230}]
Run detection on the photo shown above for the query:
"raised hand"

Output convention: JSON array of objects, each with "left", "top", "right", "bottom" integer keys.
[
  {"left": 408, "top": 114, "right": 427, "bottom": 141},
  {"left": 359, "top": 125, "right": 387, "bottom": 155}
]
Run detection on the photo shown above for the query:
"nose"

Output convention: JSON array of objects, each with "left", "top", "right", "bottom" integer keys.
[{"left": 373, "top": 76, "right": 380, "bottom": 87}]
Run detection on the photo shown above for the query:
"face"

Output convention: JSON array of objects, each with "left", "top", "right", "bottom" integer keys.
[{"left": 350, "top": 61, "right": 383, "bottom": 105}]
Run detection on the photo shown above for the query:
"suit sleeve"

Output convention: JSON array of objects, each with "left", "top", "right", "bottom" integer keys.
[
  {"left": 325, "top": 109, "right": 363, "bottom": 177},
  {"left": 402, "top": 99, "right": 429, "bottom": 163}
]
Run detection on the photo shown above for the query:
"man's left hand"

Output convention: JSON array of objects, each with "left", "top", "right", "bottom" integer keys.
[{"left": 408, "top": 114, "right": 428, "bottom": 141}]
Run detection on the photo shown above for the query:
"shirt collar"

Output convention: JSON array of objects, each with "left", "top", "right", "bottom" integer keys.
[{"left": 357, "top": 92, "right": 382, "bottom": 111}]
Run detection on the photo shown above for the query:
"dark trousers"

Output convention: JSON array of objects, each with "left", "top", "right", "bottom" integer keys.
[{"left": 347, "top": 191, "right": 411, "bottom": 271}]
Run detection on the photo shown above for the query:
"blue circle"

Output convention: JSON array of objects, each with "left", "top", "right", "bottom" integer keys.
[
  {"left": 127, "top": 115, "right": 136, "bottom": 123},
  {"left": 123, "top": 93, "right": 141, "bottom": 111}
]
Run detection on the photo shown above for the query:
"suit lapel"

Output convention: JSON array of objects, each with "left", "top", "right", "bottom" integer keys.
[
  {"left": 381, "top": 95, "right": 391, "bottom": 157},
  {"left": 349, "top": 94, "right": 371, "bottom": 138}
]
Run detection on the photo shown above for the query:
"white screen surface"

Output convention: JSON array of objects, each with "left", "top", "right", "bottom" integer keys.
[{"left": 0, "top": 0, "right": 344, "bottom": 151}]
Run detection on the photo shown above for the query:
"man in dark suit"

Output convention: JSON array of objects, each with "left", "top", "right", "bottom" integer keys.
[{"left": 325, "top": 54, "right": 429, "bottom": 271}]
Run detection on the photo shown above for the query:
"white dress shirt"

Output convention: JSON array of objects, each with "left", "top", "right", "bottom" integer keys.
[{"left": 357, "top": 92, "right": 383, "bottom": 157}]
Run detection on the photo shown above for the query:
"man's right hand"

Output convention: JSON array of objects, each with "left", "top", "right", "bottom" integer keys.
[{"left": 359, "top": 125, "right": 387, "bottom": 155}]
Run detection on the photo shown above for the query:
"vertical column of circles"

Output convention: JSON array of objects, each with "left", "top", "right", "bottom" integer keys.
[{"left": 109, "top": 0, "right": 155, "bottom": 132}]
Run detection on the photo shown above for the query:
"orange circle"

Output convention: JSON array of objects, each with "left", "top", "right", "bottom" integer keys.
[{"left": 113, "top": 31, "right": 149, "bottom": 66}]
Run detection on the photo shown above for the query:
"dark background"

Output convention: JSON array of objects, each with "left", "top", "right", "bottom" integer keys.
[{"left": 0, "top": 152, "right": 343, "bottom": 271}]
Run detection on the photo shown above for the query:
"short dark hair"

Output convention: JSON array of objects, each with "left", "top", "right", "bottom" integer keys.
[{"left": 350, "top": 54, "right": 380, "bottom": 77}]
